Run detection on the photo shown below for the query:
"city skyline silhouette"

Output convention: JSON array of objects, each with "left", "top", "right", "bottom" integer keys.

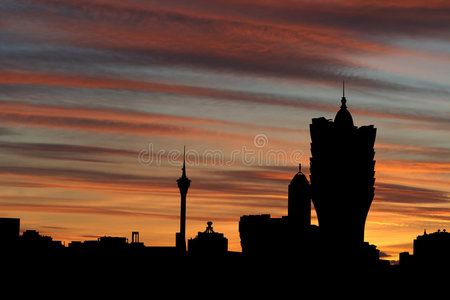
[
  {"left": 0, "top": 1, "right": 449, "bottom": 277},
  {"left": 1, "top": 96, "right": 448, "bottom": 277}
]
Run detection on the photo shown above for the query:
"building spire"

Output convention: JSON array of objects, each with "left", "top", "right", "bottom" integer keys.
[
  {"left": 341, "top": 80, "right": 347, "bottom": 109},
  {"left": 182, "top": 145, "right": 186, "bottom": 178}
]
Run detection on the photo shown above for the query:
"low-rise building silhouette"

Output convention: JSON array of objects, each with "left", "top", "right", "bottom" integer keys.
[
  {"left": 240, "top": 214, "right": 289, "bottom": 256},
  {"left": 1, "top": 218, "right": 64, "bottom": 251},
  {"left": 68, "top": 233, "right": 147, "bottom": 249},
  {"left": 400, "top": 229, "right": 450, "bottom": 270},
  {"left": 69, "top": 236, "right": 128, "bottom": 249},
  {"left": 20, "top": 230, "right": 64, "bottom": 249},
  {"left": 188, "top": 221, "right": 228, "bottom": 256}
]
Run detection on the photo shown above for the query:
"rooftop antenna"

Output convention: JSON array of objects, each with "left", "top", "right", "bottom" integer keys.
[
  {"left": 341, "top": 80, "right": 347, "bottom": 108},
  {"left": 182, "top": 145, "right": 186, "bottom": 178}
]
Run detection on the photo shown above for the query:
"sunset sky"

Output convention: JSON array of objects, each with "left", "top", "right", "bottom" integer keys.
[{"left": 0, "top": 0, "right": 449, "bottom": 261}]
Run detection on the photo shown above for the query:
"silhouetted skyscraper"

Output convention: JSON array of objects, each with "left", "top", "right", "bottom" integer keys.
[
  {"left": 288, "top": 164, "right": 311, "bottom": 231},
  {"left": 176, "top": 146, "right": 191, "bottom": 251},
  {"left": 309, "top": 91, "right": 376, "bottom": 245}
]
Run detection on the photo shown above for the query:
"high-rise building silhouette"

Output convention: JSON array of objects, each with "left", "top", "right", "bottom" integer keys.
[
  {"left": 309, "top": 88, "right": 376, "bottom": 246},
  {"left": 176, "top": 146, "right": 191, "bottom": 251},
  {"left": 240, "top": 87, "right": 381, "bottom": 266},
  {"left": 288, "top": 164, "right": 311, "bottom": 232},
  {"left": 0, "top": 218, "right": 20, "bottom": 247}
]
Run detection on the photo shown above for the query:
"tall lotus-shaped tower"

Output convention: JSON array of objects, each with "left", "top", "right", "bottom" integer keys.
[{"left": 309, "top": 92, "right": 376, "bottom": 246}]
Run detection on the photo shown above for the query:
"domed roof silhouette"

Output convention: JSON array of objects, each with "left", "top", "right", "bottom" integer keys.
[
  {"left": 290, "top": 164, "right": 309, "bottom": 186},
  {"left": 334, "top": 96, "right": 354, "bottom": 127}
]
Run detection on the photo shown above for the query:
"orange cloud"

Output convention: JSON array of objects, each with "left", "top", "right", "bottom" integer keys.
[{"left": 377, "top": 160, "right": 450, "bottom": 174}]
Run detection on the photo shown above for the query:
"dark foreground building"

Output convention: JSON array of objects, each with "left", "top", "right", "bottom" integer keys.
[
  {"left": 0, "top": 218, "right": 20, "bottom": 246},
  {"left": 20, "top": 229, "right": 64, "bottom": 249},
  {"left": 400, "top": 229, "right": 450, "bottom": 270},
  {"left": 188, "top": 221, "right": 228, "bottom": 256},
  {"left": 0, "top": 219, "right": 64, "bottom": 250},
  {"left": 310, "top": 95, "right": 376, "bottom": 246},
  {"left": 240, "top": 93, "right": 381, "bottom": 266}
]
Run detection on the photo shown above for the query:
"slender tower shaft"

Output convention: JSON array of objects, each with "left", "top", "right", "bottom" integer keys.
[{"left": 176, "top": 146, "right": 191, "bottom": 251}]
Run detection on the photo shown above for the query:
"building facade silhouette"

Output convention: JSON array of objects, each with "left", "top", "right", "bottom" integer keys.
[
  {"left": 288, "top": 164, "right": 311, "bottom": 232},
  {"left": 310, "top": 94, "right": 376, "bottom": 246},
  {"left": 188, "top": 221, "right": 228, "bottom": 256},
  {"left": 240, "top": 93, "right": 380, "bottom": 265},
  {"left": 400, "top": 229, "right": 450, "bottom": 270},
  {"left": 0, "top": 218, "right": 20, "bottom": 247}
]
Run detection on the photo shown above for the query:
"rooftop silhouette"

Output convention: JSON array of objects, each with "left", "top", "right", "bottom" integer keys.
[
  {"left": 400, "top": 229, "right": 450, "bottom": 271},
  {"left": 188, "top": 221, "right": 228, "bottom": 256}
]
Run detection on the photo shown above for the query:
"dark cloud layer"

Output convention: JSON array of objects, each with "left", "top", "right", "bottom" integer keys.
[
  {"left": 376, "top": 182, "right": 449, "bottom": 204},
  {"left": 2, "top": 0, "right": 449, "bottom": 95}
]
